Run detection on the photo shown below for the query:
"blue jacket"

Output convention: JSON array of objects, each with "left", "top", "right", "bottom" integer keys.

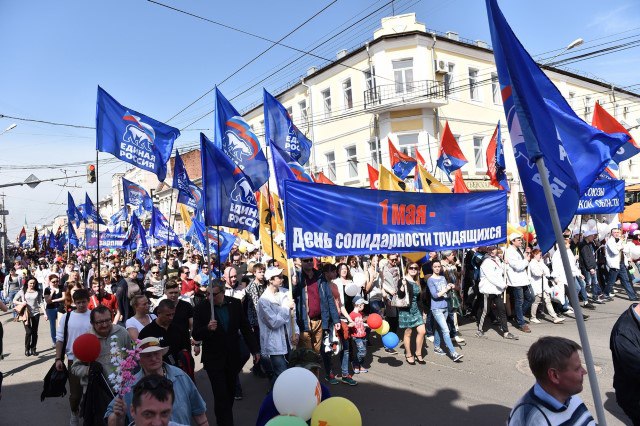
[{"left": 293, "top": 269, "right": 340, "bottom": 331}]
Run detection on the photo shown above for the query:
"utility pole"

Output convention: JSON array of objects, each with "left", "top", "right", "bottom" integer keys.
[{"left": 0, "top": 194, "right": 7, "bottom": 264}]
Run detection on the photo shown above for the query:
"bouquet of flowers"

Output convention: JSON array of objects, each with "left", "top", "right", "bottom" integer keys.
[{"left": 108, "top": 336, "right": 142, "bottom": 396}]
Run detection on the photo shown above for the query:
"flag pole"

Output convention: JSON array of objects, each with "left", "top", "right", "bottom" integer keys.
[
  {"left": 165, "top": 188, "right": 175, "bottom": 279},
  {"left": 96, "top": 150, "right": 101, "bottom": 275},
  {"left": 265, "top": 183, "right": 276, "bottom": 258},
  {"left": 534, "top": 157, "right": 607, "bottom": 426},
  {"left": 206, "top": 225, "right": 214, "bottom": 320}
]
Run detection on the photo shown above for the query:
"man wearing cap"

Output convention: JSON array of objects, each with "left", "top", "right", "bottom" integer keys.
[
  {"left": 106, "top": 336, "right": 208, "bottom": 426},
  {"left": 192, "top": 280, "right": 259, "bottom": 426},
  {"left": 505, "top": 232, "right": 533, "bottom": 333},
  {"left": 257, "top": 266, "right": 298, "bottom": 387},
  {"left": 579, "top": 230, "right": 605, "bottom": 304}
]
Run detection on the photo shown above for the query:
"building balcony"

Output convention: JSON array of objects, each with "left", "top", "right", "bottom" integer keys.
[{"left": 364, "top": 79, "right": 448, "bottom": 111}]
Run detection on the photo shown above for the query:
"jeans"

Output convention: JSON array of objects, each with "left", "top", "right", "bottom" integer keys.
[
  {"left": 7, "top": 290, "right": 18, "bottom": 318},
  {"left": 432, "top": 308, "right": 456, "bottom": 355},
  {"left": 352, "top": 337, "right": 367, "bottom": 367},
  {"left": 574, "top": 276, "right": 589, "bottom": 302},
  {"left": 45, "top": 308, "right": 58, "bottom": 345},
  {"left": 607, "top": 265, "right": 638, "bottom": 300},
  {"left": 268, "top": 355, "right": 288, "bottom": 388},
  {"left": 584, "top": 271, "right": 602, "bottom": 298},
  {"left": 512, "top": 286, "right": 534, "bottom": 327},
  {"left": 425, "top": 311, "right": 434, "bottom": 337},
  {"left": 339, "top": 336, "right": 350, "bottom": 376}
]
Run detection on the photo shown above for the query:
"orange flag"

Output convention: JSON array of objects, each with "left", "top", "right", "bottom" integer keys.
[
  {"left": 314, "top": 171, "right": 335, "bottom": 185},
  {"left": 367, "top": 164, "right": 379, "bottom": 189},
  {"left": 415, "top": 146, "right": 426, "bottom": 166},
  {"left": 453, "top": 169, "right": 470, "bottom": 193}
]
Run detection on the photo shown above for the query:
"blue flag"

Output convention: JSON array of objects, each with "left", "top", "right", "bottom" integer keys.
[
  {"left": 271, "top": 144, "right": 303, "bottom": 201},
  {"left": 214, "top": 87, "right": 269, "bottom": 191},
  {"left": 110, "top": 207, "right": 128, "bottom": 226},
  {"left": 122, "top": 178, "right": 154, "bottom": 216},
  {"left": 149, "top": 207, "right": 182, "bottom": 247},
  {"left": 84, "top": 194, "right": 106, "bottom": 225},
  {"left": 200, "top": 133, "right": 259, "bottom": 235},
  {"left": 123, "top": 214, "right": 148, "bottom": 251},
  {"left": 185, "top": 220, "right": 236, "bottom": 261},
  {"left": 48, "top": 231, "right": 57, "bottom": 251},
  {"left": 96, "top": 86, "right": 180, "bottom": 182},
  {"left": 486, "top": 0, "right": 628, "bottom": 252},
  {"left": 57, "top": 232, "right": 67, "bottom": 251},
  {"left": 68, "top": 222, "right": 79, "bottom": 249},
  {"left": 172, "top": 150, "right": 203, "bottom": 211},
  {"left": 67, "top": 193, "right": 83, "bottom": 227},
  {"left": 264, "top": 89, "right": 312, "bottom": 166}
]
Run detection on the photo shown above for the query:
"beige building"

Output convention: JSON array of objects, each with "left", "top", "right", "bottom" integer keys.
[{"left": 242, "top": 13, "right": 640, "bottom": 224}]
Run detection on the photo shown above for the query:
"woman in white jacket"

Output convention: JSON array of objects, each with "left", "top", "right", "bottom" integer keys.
[
  {"left": 528, "top": 249, "right": 564, "bottom": 324},
  {"left": 476, "top": 246, "right": 517, "bottom": 340},
  {"left": 257, "top": 267, "right": 299, "bottom": 388}
]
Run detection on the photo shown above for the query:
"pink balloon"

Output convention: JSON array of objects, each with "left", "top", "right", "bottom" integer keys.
[
  {"left": 631, "top": 223, "right": 639, "bottom": 232},
  {"left": 622, "top": 223, "right": 631, "bottom": 232}
]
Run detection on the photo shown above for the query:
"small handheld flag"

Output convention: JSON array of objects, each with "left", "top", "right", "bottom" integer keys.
[
  {"left": 592, "top": 102, "right": 639, "bottom": 163},
  {"left": 485, "top": 122, "right": 510, "bottom": 191},
  {"left": 436, "top": 122, "right": 468, "bottom": 180},
  {"left": 264, "top": 89, "right": 312, "bottom": 166},
  {"left": 388, "top": 138, "right": 417, "bottom": 180}
]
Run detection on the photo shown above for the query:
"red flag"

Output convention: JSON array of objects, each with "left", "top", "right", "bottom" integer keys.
[
  {"left": 367, "top": 164, "right": 379, "bottom": 189},
  {"left": 314, "top": 171, "right": 335, "bottom": 185},
  {"left": 486, "top": 124, "right": 501, "bottom": 189},
  {"left": 592, "top": 102, "right": 638, "bottom": 163},
  {"left": 388, "top": 138, "right": 417, "bottom": 179},
  {"left": 415, "top": 146, "right": 426, "bottom": 166},
  {"left": 437, "top": 122, "right": 468, "bottom": 179},
  {"left": 453, "top": 169, "right": 470, "bottom": 193}
]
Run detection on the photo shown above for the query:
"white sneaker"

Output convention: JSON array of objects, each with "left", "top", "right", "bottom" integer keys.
[
  {"left": 530, "top": 318, "right": 541, "bottom": 324},
  {"left": 565, "top": 308, "right": 574, "bottom": 314},
  {"left": 454, "top": 335, "right": 466, "bottom": 343},
  {"left": 70, "top": 412, "right": 79, "bottom": 426},
  {"left": 427, "top": 335, "right": 434, "bottom": 343},
  {"left": 553, "top": 317, "right": 565, "bottom": 323}
]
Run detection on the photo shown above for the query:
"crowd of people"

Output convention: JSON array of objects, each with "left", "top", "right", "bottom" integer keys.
[{"left": 0, "top": 222, "right": 638, "bottom": 425}]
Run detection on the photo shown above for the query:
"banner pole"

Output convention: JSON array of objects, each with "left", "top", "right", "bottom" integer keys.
[
  {"left": 287, "top": 256, "right": 296, "bottom": 349},
  {"left": 265, "top": 184, "right": 276, "bottom": 258},
  {"left": 535, "top": 157, "right": 607, "bottom": 426},
  {"left": 206, "top": 225, "right": 214, "bottom": 320},
  {"left": 96, "top": 150, "right": 101, "bottom": 275},
  {"left": 165, "top": 188, "right": 175, "bottom": 279}
]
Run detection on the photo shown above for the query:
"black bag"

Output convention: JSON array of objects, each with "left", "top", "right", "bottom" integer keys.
[
  {"left": 80, "top": 363, "right": 115, "bottom": 426},
  {"left": 41, "top": 312, "right": 71, "bottom": 401},
  {"left": 40, "top": 362, "right": 68, "bottom": 401}
]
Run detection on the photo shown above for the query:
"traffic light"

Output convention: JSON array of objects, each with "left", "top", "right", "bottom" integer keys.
[{"left": 87, "top": 164, "right": 96, "bottom": 183}]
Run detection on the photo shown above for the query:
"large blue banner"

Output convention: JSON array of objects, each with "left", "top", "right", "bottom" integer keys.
[
  {"left": 576, "top": 179, "right": 625, "bottom": 214},
  {"left": 284, "top": 181, "right": 507, "bottom": 257}
]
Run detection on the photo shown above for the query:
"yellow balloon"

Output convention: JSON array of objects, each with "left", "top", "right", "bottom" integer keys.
[
  {"left": 311, "top": 397, "right": 362, "bottom": 426},
  {"left": 375, "top": 320, "right": 390, "bottom": 335}
]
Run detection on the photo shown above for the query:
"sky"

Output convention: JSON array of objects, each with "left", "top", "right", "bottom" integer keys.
[{"left": 0, "top": 0, "right": 638, "bottom": 237}]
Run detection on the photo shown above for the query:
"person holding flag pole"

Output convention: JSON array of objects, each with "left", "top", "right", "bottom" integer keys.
[{"left": 486, "top": 1, "right": 630, "bottom": 424}]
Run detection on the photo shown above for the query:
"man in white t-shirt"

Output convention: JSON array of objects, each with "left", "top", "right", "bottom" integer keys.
[{"left": 54, "top": 289, "right": 92, "bottom": 426}]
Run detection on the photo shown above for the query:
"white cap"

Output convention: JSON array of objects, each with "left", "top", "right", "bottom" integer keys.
[
  {"left": 583, "top": 229, "right": 597, "bottom": 237},
  {"left": 509, "top": 232, "right": 523, "bottom": 241},
  {"left": 265, "top": 266, "right": 283, "bottom": 281}
]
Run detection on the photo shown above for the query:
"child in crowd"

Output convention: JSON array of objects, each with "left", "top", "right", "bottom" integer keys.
[{"left": 349, "top": 296, "right": 369, "bottom": 373}]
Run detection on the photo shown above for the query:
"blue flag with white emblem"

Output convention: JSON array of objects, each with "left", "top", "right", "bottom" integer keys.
[
  {"left": 110, "top": 207, "right": 128, "bottom": 227},
  {"left": 123, "top": 214, "right": 148, "bottom": 251},
  {"left": 200, "top": 133, "right": 259, "bottom": 235},
  {"left": 271, "top": 144, "right": 313, "bottom": 201},
  {"left": 264, "top": 89, "right": 312, "bottom": 166},
  {"left": 68, "top": 222, "right": 79, "bottom": 249},
  {"left": 172, "top": 150, "right": 202, "bottom": 211},
  {"left": 486, "top": 0, "right": 628, "bottom": 252},
  {"left": 67, "top": 193, "right": 83, "bottom": 227},
  {"left": 122, "top": 178, "right": 154, "bottom": 217},
  {"left": 96, "top": 86, "right": 180, "bottom": 182},
  {"left": 214, "top": 87, "right": 269, "bottom": 191},
  {"left": 149, "top": 206, "right": 182, "bottom": 247},
  {"left": 185, "top": 219, "right": 236, "bottom": 261},
  {"left": 84, "top": 193, "right": 106, "bottom": 225}
]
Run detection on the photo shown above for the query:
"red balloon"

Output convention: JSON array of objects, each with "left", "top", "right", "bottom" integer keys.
[
  {"left": 366, "top": 313, "right": 382, "bottom": 330},
  {"left": 73, "top": 333, "right": 101, "bottom": 363}
]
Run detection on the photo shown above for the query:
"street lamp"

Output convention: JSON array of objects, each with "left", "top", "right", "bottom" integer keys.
[
  {"left": 0, "top": 123, "right": 17, "bottom": 136},
  {"left": 540, "top": 38, "right": 584, "bottom": 66}
]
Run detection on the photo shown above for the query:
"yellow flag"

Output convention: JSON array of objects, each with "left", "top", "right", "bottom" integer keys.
[
  {"left": 378, "top": 165, "right": 408, "bottom": 192},
  {"left": 178, "top": 203, "right": 192, "bottom": 229},
  {"left": 417, "top": 163, "right": 450, "bottom": 193},
  {"left": 258, "top": 191, "right": 289, "bottom": 274}
]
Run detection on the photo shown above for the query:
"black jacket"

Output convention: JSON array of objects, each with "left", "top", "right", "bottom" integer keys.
[
  {"left": 192, "top": 296, "right": 258, "bottom": 371},
  {"left": 578, "top": 240, "right": 598, "bottom": 272},
  {"left": 610, "top": 304, "right": 640, "bottom": 406}
]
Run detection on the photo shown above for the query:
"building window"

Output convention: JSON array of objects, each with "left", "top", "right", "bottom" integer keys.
[
  {"left": 346, "top": 145, "right": 358, "bottom": 178},
  {"left": 473, "top": 136, "right": 485, "bottom": 168},
  {"left": 259, "top": 120, "right": 264, "bottom": 132},
  {"left": 322, "top": 88, "right": 331, "bottom": 118},
  {"left": 393, "top": 59, "right": 414, "bottom": 94},
  {"left": 325, "top": 152, "right": 336, "bottom": 181},
  {"left": 369, "top": 139, "right": 381, "bottom": 169},
  {"left": 568, "top": 91, "right": 575, "bottom": 109},
  {"left": 397, "top": 133, "right": 419, "bottom": 158},
  {"left": 342, "top": 78, "right": 353, "bottom": 110},
  {"left": 584, "top": 96, "right": 592, "bottom": 119},
  {"left": 444, "top": 63, "right": 455, "bottom": 97},
  {"left": 286, "top": 106, "right": 293, "bottom": 117},
  {"left": 469, "top": 68, "right": 479, "bottom": 100},
  {"left": 299, "top": 100, "right": 307, "bottom": 125},
  {"left": 491, "top": 72, "right": 500, "bottom": 104},
  {"left": 364, "top": 68, "right": 376, "bottom": 90}
]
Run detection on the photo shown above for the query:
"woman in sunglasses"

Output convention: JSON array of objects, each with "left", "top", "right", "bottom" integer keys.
[{"left": 398, "top": 262, "right": 426, "bottom": 365}]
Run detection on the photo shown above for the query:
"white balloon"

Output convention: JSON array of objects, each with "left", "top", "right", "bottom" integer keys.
[
  {"left": 273, "top": 367, "right": 321, "bottom": 421},
  {"left": 352, "top": 272, "right": 366, "bottom": 288},
  {"left": 587, "top": 219, "right": 597, "bottom": 229},
  {"left": 345, "top": 283, "right": 360, "bottom": 297}
]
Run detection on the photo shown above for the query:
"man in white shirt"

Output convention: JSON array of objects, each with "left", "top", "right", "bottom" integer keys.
[
  {"left": 505, "top": 233, "right": 533, "bottom": 333},
  {"left": 54, "top": 289, "right": 92, "bottom": 426},
  {"left": 605, "top": 228, "right": 639, "bottom": 301}
]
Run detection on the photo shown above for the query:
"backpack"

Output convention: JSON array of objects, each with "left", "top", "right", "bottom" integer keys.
[
  {"left": 41, "top": 312, "right": 70, "bottom": 401},
  {"left": 471, "top": 251, "right": 487, "bottom": 283}
]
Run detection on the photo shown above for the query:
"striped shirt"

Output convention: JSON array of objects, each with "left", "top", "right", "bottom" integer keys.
[{"left": 508, "top": 384, "right": 596, "bottom": 426}]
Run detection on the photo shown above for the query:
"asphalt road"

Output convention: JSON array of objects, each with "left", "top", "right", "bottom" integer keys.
[{"left": 0, "top": 292, "right": 635, "bottom": 426}]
